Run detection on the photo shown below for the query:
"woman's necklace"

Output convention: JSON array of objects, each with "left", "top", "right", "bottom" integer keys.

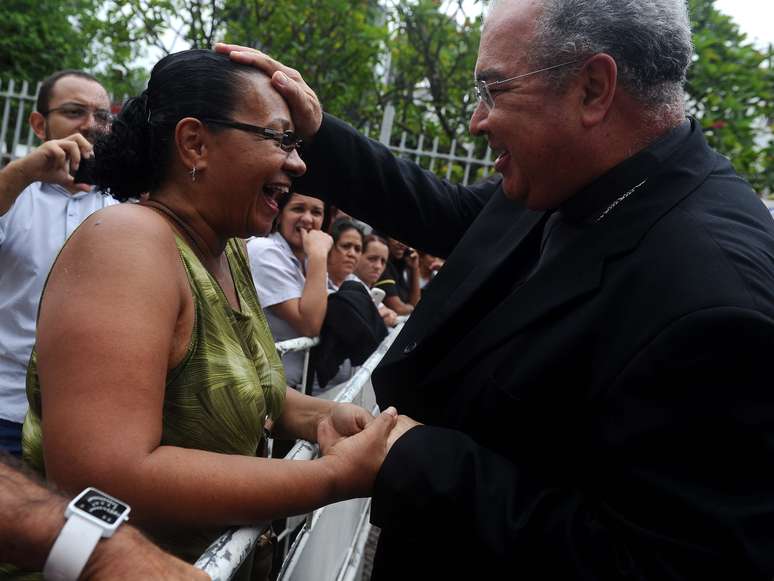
[{"left": 142, "top": 199, "right": 216, "bottom": 264}]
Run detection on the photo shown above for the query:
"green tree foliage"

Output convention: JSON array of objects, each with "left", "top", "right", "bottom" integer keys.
[
  {"left": 0, "top": 0, "right": 97, "bottom": 82},
  {"left": 686, "top": 0, "right": 774, "bottom": 194},
  {"left": 385, "top": 0, "right": 482, "bottom": 142},
  {"left": 92, "top": 0, "right": 388, "bottom": 127},
  {"left": 222, "top": 0, "right": 388, "bottom": 127}
]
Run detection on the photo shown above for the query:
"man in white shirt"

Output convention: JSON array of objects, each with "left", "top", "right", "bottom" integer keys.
[{"left": 0, "top": 70, "right": 116, "bottom": 456}]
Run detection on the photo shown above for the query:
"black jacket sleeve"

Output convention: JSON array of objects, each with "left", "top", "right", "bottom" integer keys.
[{"left": 293, "top": 114, "right": 498, "bottom": 258}]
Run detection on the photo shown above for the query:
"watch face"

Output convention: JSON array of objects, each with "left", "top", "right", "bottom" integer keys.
[{"left": 74, "top": 489, "right": 129, "bottom": 525}]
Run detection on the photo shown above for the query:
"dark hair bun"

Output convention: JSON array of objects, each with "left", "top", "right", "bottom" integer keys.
[{"left": 93, "top": 95, "right": 153, "bottom": 201}]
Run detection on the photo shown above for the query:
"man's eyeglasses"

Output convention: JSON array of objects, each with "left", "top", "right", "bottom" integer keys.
[
  {"left": 45, "top": 104, "right": 113, "bottom": 126},
  {"left": 474, "top": 59, "right": 580, "bottom": 110},
  {"left": 201, "top": 118, "right": 302, "bottom": 153}
]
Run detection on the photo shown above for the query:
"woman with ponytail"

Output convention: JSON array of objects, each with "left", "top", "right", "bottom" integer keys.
[{"left": 20, "top": 49, "right": 396, "bottom": 580}]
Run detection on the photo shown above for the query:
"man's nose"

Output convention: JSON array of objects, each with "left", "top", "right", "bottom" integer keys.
[
  {"left": 469, "top": 100, "right": 488, "bottom": 136},
  {"left": 80, "top": 110, "right": 100, "bottom": 128}
]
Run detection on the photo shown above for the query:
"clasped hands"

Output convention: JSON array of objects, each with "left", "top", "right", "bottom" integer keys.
[{"left": 317, "top": 403, "right": 421, "bottom": 499}]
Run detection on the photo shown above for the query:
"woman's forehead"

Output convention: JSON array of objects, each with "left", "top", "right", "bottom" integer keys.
[
  {"left": 236, "top": 72, "right": 292, "bottom": 127},
  {"left": 288, "top": 194, "right": 324, "bottom": 208},
  {"left": 367, "top": 241, "right": 388, "bottom": 255},
  {"left": 339, "top": 229, "right": 362, "bottom": 242}
]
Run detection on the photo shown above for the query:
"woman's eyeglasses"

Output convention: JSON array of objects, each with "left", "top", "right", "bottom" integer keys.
[{"left": 201, "top": 118, "right": 302, "bottom": 152}]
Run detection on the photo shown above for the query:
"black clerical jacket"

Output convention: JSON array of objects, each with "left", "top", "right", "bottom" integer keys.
[{"left": 294, "top": 114, "right": 774, "bottom": 580}]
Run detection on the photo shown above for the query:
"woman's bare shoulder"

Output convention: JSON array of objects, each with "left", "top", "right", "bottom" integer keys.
[
  {"left": 78, "top": 203, "right": 176, "bottom": 240},
  {"left": 67, "top": 204, "right": 180, "bottom": 262},
  {"left": 51, "top": 203, "right": 183, "bottom": 295}
]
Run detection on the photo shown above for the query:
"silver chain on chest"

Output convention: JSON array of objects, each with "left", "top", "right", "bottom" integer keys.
[{"left": 594, "top": 179, "right": 648, "bottom": 223}]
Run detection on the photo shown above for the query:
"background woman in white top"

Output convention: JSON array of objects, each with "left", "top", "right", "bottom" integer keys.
[{"left": 248, "top": 192, "right": 332, "bottom": 387}]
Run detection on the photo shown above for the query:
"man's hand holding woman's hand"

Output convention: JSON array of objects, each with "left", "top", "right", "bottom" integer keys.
[
  {"left": 214, "top": 43, "right": 323, "bottom": 139},
  {"left": 318, "top": 405, "right": 422, "bottom": 500}
]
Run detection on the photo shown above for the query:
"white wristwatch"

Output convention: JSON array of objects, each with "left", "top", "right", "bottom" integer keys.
[{"left": 43, "top": 487, "right": 131, "bottom": 581}]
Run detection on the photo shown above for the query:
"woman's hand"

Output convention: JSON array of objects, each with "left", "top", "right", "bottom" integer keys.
[
  {"left": 213, "top": 43, "right": 323, "bottom": 139},
  {"left": 301, "top": 228, "right": 333, "bottom": 261},
  {"left": 404, "top": 248, "right": 420, "bottom": 271},
  {"left": 378, "top": 304, "right": 399, "bottom": 327},
  {"left": 320, "top": 407, "right": 398, "bottom": 499},
  {"left": 317, "top": 402, "right": 373, "bottom": 455}
]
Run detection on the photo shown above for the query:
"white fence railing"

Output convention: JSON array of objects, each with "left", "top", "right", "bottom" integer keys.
[
  {"left": 0, "top": 79, "right": 41, "bottom": 165},
  {"left": 195, "top": 320, "right": 405, "bottom": 581}
]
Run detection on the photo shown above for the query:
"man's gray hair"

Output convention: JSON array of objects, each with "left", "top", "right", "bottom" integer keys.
[{"left": 521, "top": 0, "right": 693, "bottom": 108}]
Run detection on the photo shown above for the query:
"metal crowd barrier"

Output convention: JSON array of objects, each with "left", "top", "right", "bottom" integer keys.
[{"left": 194, "top": 320, "right": 405, "bottom": 580}]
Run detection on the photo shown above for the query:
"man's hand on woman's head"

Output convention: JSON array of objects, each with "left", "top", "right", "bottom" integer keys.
[{"left": 214, "top": 43, "right": 323, "bottom": 139}]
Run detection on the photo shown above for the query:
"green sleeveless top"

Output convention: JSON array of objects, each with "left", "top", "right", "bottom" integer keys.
[{"left": 21, "top": 235, "right": 286, "bottom": 568}]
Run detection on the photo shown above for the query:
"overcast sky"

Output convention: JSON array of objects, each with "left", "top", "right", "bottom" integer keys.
[{"left": 706, "top": 0, "right": 773, "bottom": 49}]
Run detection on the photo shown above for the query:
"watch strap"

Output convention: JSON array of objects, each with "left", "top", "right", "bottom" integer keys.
[{"left": 43, "top": 513, "right": 104, "bottom": 581}]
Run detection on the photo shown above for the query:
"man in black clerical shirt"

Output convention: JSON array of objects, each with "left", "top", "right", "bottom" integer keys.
[{"left": 218, "top": 0, "right": 774, "bottom": 578}]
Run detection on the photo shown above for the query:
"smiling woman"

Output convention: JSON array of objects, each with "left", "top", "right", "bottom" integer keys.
[
  {"left": 17, "top": 49, "right": 397, "bottom": 581},
  {"left": 246, "top": 192, "right": 333, "bottom": 388}
]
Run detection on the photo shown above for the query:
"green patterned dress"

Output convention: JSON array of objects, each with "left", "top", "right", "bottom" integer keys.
[{"left": 21, "top": 235, "right": 286, "bottom": 573}]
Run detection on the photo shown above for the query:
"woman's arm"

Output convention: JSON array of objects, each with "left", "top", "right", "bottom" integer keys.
[
  {"left": 269, "top": 229, "right": 332, "bottom": 337},
  {"left": 271, "top": 387, "right": 372, "bottom": 444},
  {"left": 35, "top": 206, "right": 387, "bottom": 530},
  {"left": 383, "top": 295, "right": 414, "bottom": 316}
]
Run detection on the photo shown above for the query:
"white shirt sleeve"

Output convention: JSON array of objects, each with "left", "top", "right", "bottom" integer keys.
[{"left": 247, "top": 238, "right": 305, "bottom": 308}]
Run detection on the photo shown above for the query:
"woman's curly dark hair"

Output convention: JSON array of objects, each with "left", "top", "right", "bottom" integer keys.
[{"left": 93, "top": 49, "right": 258, "bottom": 201}]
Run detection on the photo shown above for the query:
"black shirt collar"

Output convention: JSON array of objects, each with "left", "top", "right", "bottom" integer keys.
[{"left": 559, "top": 119, "right": 693, "bottom": 224}]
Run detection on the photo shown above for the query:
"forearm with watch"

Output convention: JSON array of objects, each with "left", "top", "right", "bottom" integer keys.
[
  {"left": 43, "top": 487, "right": 131, "bottom": 580},
  {"left": 0, "top": 458, "right": 206, "bottom": 580}
]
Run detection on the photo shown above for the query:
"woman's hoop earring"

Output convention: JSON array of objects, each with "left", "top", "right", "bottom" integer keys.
[{"left": 190, "top": 166, "right": 197, "bottom": 183}]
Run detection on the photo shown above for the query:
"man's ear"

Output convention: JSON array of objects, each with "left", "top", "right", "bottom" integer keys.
[
  {"left": 578, "top": 53, "right": 617, "bottom": 127},
  {"left": 29, "top": 111, "right": 47, "bottom": 141},
  {"left": 174, "top": 117, "right": 210, "bottom": 174}
]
